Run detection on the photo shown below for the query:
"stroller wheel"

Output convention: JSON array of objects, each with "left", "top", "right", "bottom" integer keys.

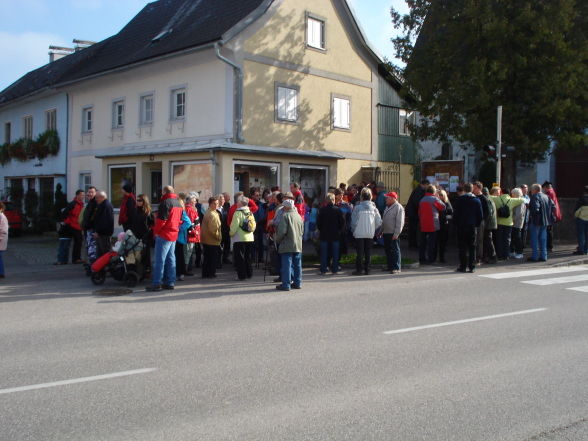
[
  {"left": 91, "top": 271, "right": 106, "bottom": 285},
  {"left": 124, "top": 271, "right": 139, "bottom": 288}
]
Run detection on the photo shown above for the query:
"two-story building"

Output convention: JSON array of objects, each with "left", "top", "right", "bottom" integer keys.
[{"left": 1, "top": 0, "right": 420, "bottom": 215}]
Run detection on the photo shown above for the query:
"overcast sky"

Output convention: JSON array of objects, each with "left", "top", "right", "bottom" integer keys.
[{"left": 0, "top": 0, "right": 408, "bottom": 91}]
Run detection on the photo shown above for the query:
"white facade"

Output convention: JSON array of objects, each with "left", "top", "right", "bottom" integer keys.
[{"left": 66, "top": 50, "right": 232, "bottom": 208}]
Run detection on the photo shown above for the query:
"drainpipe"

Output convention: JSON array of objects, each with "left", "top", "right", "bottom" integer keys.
[{"left": 214, "top": 42, "right": 244, "bottom": 144}]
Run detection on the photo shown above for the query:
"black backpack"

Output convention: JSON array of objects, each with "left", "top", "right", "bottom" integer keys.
[{"left": 496, "top": 198, "right": 510, "bottom": 218}]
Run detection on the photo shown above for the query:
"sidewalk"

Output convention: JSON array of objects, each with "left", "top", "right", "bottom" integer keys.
[{"left": 3, "top": 232, "right": 586, "bottom": 275}]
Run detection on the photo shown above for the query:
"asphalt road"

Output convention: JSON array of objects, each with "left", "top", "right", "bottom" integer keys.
[{"left": 1, "top": 262, "right": 587, "bottom": 441}]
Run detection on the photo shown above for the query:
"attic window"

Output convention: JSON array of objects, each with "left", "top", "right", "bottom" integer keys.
[{"left": 152, "top": 29, "right": 172, "bottom": 43}]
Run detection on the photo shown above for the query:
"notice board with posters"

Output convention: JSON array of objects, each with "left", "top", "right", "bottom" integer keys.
[{"left": 421, "top": 160, "right": 465, "bottom": 193}]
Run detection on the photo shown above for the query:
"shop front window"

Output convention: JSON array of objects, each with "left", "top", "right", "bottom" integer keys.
[
  {"left": 234, "top": 162, "right": 279, "bottom": 195},
  {"left": 290, "top": 165, "right": 328, "bottom": 204},
  {"left": 109, "top": 165, "right": 136, "bottom": 208}
]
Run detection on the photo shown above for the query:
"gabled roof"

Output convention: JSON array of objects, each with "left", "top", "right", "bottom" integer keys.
[{"left": 0, "top": 0, "right": 269, "bottom": 107}]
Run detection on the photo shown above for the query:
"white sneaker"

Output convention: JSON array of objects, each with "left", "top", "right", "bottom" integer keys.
[
  {"left": 509, "top": 252, "right": 516, "bottom": 258},
  {"left": 514, "top": 254, "right": 524, "bottom": 259}
]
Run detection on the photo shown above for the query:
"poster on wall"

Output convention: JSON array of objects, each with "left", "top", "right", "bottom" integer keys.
[
  {"left": 435, "top": 172, "right": 450, "bottom": 190},
  {"left": 172, "top": 162, "right": 212, "bottom": 198},
  {"left": 449, "top": 176, "right": 459, "bottom": 192}
]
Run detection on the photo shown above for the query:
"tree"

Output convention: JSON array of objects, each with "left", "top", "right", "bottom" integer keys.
[{"left": 389, "top": 0, "right": 588, "bottom": 163}]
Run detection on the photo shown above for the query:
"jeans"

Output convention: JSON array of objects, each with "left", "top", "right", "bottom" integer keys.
[
  {"left": 234, "top": 242, "right": 254, "bottom": 280},
  {"left": 419, "top": 231, "right": 437, "bottom": 263},
  {"left": 355, "top": 238, "right": 372, "bottom": 273},
  {"left": 151, "top": 236, "right": 176, "bottom": 286},
  {"left": 320, "top": 240, "right": 340, "bottom": 274},
  {"left": 57, "top": 238, "right": 72, "bottom": 263},
  {"left": 576, "top": 218, "right": 588, "bottom": 254},
  {"left": 280, "top": 252, "right": 302, "bottom": 290},
  {"left": 457, "top": 227, "right": 477, "bottom": 270},
  {"left": 496, "top": 225, "right": 512, "bottom": 259},
  {"left": 0, "top": 250, "right": 4, "bottom": 276},
  {"left": 529, "top": 224, "right": 547, "bottom": 261},
  {"left": 383, "top": 234, "right": 401, "bottom": 271}
]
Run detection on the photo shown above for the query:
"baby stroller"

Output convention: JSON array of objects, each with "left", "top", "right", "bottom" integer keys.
[{"left": 90, "top": 230, "right": 145, "bottom": 287}]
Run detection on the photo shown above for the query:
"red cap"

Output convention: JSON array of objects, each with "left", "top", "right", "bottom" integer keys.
[{"left": 385, "top": 192, "right": 398, "bottom": 199}]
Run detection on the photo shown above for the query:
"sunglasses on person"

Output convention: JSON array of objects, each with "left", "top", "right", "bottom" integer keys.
[{"left": 137, "top": 199, "right": 144, "bottom": 202}]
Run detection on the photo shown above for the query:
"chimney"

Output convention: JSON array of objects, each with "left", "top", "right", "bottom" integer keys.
[
  {"left": 73, "top": 39, "right": 97, "bottom": 51},
  {"left": 49, "top": 45, "right": 74, "bottom": 63}
]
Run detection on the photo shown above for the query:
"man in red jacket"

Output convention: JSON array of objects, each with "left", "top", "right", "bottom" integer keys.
[
  {"left": 56, "top": 189, "right": 85, "bottom": 265},
  {"left": 418, "top": 185, "right": 446, "bottom": 264},
  {"left": 146, "top": 185, "right": 183, "bottom": 292}
]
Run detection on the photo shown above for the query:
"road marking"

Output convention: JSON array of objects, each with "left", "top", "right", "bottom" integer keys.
[
  {"left": 383, "top": 308, "right": 547, "bottom": 335},
  {"left": 566, "top": 285, "right": 588, "bottom": 293},
  {"left": 522, "top": 274, "right": 588, "bottom": 286},
  {"left": 0, "top": 368, "right": 157, "bottom": 395},
  {"left": 479, "top": 266, "right": 587, "bottom": 280}
]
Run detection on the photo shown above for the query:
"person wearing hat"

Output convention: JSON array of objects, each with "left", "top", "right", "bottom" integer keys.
[
  {"left": 275, "top": 198, "right": 304, "bottom": 291},
  {"left": 381, "top": 191, "right": 405, "bottom": 274},
  {"left": 118, "top": 182, "right": 136, "bottom": 232}
]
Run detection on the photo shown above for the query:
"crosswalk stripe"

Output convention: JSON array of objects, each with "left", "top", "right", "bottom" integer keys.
[
  {"left": 566, "top": 286, "right": 588, "bottom": 293},
  {"left": 479, "top": 265, "right": 587, "bottom": 280},
  {"left": 522, "top": 274, "right": 588, "bottom": 286}
]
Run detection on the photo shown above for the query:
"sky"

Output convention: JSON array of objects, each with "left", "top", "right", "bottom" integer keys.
[{"left": 0, "top": 0, "right": 408, "bottom": 91}]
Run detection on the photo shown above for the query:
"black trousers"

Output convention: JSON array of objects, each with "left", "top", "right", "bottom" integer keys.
[
  {"left": 547, "top": 225, "right": 554, "bottom": 250},
  {"left": 71, "top": 229, "right": 83, "bottom": 262},
  {"left": 96, "top": 234, "right": 111, "bottom": 259},
  {"left": 234, "top": 242, "right": 253, "bottom": 280},
  {"left": 175, "top": 242, "right": 186, "bottom": 277},
  {"left": 355, "top": 238, "right": 372, "bottom": 273},
  {"left": 221, "top": 225, "right": 231, "bottom": 262},
  {"left": 419, "top": 231, "right": 437, "bottom": 263},
  {"left": 457, "top": 226, "right": 477, "bottom": 270},
  {"left": 437, "top": 227, "right": 449, "bottom": 261},
  {"left": 202, "top": 244, "right": 219, "bottom": 278},
  {"left": 408, "top": 216, "right": 419, "bottom": 248}
]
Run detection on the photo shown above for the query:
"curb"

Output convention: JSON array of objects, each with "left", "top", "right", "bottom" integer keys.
[{"left": 550, "top": 257, "right": 588, "bottom": 268}]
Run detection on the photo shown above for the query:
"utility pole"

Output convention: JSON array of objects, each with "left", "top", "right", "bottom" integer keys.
[{"left": 496, "top": 105, "right": 502, "bottom": 186}]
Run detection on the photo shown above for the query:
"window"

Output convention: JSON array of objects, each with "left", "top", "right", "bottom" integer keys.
[
  {"left": 140, "top": 94, "right": 154, "bottom": 125},
  {"left": 4, "top": 122, "right": 10, "bottom": 144},
  {"left": 108, "top": 165, "right": 136, "bottom": 209},
  {"left": 171, "top": 161, "right": 213, "bottom": 196},
  {"left": 332, "top": 96, "right": 350, "bottom": 130},
  {"left": 306, "top": 15, "right": 325, "bottom": 50},
  {"left": 276, "top": 85, "right": 299, "bottom": 123},
  {"left": 79, "top": 173, "right": 92, "bottom": 193},
  {"left": 233, "top": 161, "right": 280, "bottom": 194},
  {"left": 171, "top": 88, "right": 186, "bottom": 120},
  {"left": 23, "top": 116, "right": 33, "bottom": 139},
  {"left": 45, "top": 109, "right": 57, "bottom": 131},
  {"left": 399, "top": 109, "right": 415, "bottom": 136},
  {"left": 112, "top": 100, "right": 125, "bottom": 128},
  {"left": 82, "top": 107, "right": 93, "bottom": 133}
]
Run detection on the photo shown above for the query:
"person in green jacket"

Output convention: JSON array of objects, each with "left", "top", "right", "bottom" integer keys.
[
  {"left": 490, "top": 187, "right": 524, "bottom": 260},
  {"left": 275, "top": 199, "right": 304, "bottom": 291},
  {"left": 229, "top": 196, "right": 256, "bottom": 281}
]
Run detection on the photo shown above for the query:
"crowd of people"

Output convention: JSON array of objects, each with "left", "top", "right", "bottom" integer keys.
[{"left": 19, "top": 178, "right": 586, "bottom": 288}]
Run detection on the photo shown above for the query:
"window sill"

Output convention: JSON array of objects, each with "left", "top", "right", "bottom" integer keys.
[
  {"left": 275, "top": 118, "right": 300, "bottom": 126},
  {"left": 333, "top": 126, "right": 351, "bottom": 132},
  {"left": 306, "top": 44, "right": 327, "bottom": 54}
]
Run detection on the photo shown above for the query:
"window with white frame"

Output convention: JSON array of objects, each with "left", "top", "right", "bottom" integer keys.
[
  {"left": 171, "top": 88, "right": 186, "bottom": 120},
  {"left": 79, "top": 173, "right": 92, "bottom": 193},
  {"left": 332, "top": 96, "right": 350, "bottom": 130},
  {"left": 23, "top": 115, "right": 33, "bottom": 139},
  {"left": 306, "top": 15, "right": 325, "bottom": 50},
  {"left": 399, "top": 109, "right": 415, "bottom": 136},
  {"left": 276, "top": 84, "right": 299, "bottom": 123},
  {"left": 45, "top": 109, "right": 57, "bottom": 131},
  {"left": 82, "top": 107, "right": 93, "bottom": 133},
  {"left": 112, "top": 100, "right": 125, "bottom": 128},
  {"left": 4, "top": 122, "right": 11, "bottom": 144},
  {"left": 140, "top": 94, "right": 154, "bottom": 125}
]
